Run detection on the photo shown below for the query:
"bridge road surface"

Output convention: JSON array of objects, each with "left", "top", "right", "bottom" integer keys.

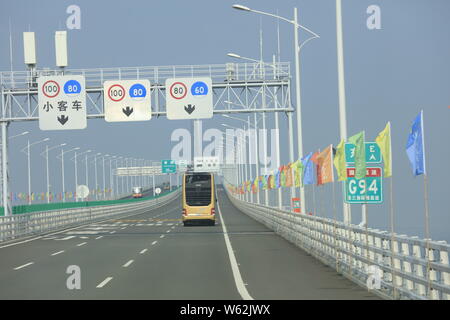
[{"left": 0, "top": 186, "right": 378, "bottom": 300}]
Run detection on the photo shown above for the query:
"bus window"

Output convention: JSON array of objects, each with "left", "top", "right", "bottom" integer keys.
[{"left": 185, "top": 173, "right": 211, "bottom": 206}]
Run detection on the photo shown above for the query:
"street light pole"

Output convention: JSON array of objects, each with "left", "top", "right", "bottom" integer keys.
[
  {"left": 336, "top": 0, "right": 351, "bottom": 224},
  {"left": 21, "top": 137, "right": 49, "bottom": 205},
  {"left": 232, "top": 4, "right": 320, "bottom": 214},
  {"left": 40, "top": 143, "right": 66, "bottom": 203}
]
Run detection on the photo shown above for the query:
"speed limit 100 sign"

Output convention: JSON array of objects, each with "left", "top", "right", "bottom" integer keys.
[
  {"left": 103, "top": 80, "right": 151, "bottom": 122},
  {"left": 165, "top": 77, "right": 213, "bottom": 120}
]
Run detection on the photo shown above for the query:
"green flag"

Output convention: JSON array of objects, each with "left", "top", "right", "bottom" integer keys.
[
  {"left": 333, "top": 139, "right": 347, "bottom": 181},
  {"left": 348, "top": 131, "right": 366, "bottom": 179}
]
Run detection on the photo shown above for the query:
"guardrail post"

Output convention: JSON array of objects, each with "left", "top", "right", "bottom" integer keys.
[
  {"left": 438, "top": 242, "right": 450, "bottom": 300},
  {"left": 427, "top": 246, "right": 439, "bottom": 300},
  {"left": 381, "top": 236, "right": 393, "bottom": 283},
  {"left": 412, "top": 241, "right": 427, "bottom": 297},
  {"left": 401, "top": 238, "right": 413, "bottom": 294},
  {"left": 391, "top": 238, "right": 403, "bottom": 291}
]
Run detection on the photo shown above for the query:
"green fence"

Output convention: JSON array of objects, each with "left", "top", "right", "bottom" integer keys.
[{"left": 0, "top": 187, "right": 179, "bottom": 216}]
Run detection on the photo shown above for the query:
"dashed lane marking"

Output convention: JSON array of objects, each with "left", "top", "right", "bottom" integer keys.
[
  {"left": 96, "top": 277, "right": 113, "bottom": 288},
  {"left": 14, "top": 262, "right": 34, "bottom": 270},
  {"left": 123, "top": 260, "right": 134, "bottom": 268}
]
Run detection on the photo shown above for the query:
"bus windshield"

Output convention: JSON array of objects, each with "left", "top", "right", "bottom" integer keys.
[{"left": 185, "top": 173, "right": 212, "bottom": 206}]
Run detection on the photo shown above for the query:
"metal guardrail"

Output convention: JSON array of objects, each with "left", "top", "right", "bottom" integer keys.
[
  {"left": 0, "top": 188, "right": 180, "bottom": 243},
  {"left": 0, "top": 62, "right": 290, "bottom": 89},
  {"left": 225, "top": 187, "right": 450, "bottom": 300}
]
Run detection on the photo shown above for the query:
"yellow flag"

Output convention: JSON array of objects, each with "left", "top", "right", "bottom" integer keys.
[
  {"left": 333, "top": 139, "right": 347, "bottom": 181},
  {"left": 375, "top": 121, "right": 392, "bottom": 177}
]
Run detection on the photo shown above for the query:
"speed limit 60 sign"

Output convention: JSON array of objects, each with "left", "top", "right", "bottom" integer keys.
[
  {"left": 38, "top": 75, "right": 87, "bottom": 130},
  {"left": 104, "top": 80, "right": 151, "bottom": 122},
  {"left": 165, "top": 77, "right": 213, "bottom": 120}
]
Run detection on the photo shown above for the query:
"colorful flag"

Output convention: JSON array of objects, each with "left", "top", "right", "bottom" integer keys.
[
  {"left": 375, "top": 121, "right": 392, "bottom": 177},
  {"left": 262, "top": 175, "right": 268, "bottom": 190},
  {"left": 333, "top": 139, "right": 347, "bottom": 181},
  {"left": 285, "top": 164, "right": 293, "bottom": 187},
  {"left": 275, "top": 170, "right": 281, "bottom": 188},
  {"left": 292, "top": 160, "right": 304, "bottom": 187},
  {"left": 406, "top": 111, "right": 426, "bottom": 176},
  {"left": 316, "top": 145, "right": 334, "bottom": 185},
  {"left": 280, "top": 166, "right": 287, "bottom": 187},
  {"left": 348, "top": 131, "right": 366, "bottom": 179},
  {"left": 302, "top": 152, "right": 315, "bottom": 185}
]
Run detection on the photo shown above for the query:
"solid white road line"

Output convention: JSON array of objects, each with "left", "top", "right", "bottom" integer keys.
[
  {"left": 217, "top": 200, "right": 254, "bottom": 300},
  {"left": 96, "top": 277, "right": 113, "bottom": 288},
  {"left": 77, "top": 242, "right": 87, "bottom": 247},
  {"left": 51, "top": 250, "right": 65, "bottom": 256},
  {"left": 123, "top": 260, "right": 134, "bottom": 267},
  {"left": 140, "top": 249, "right": 148, "bottom": 254},
  {"left": 14, "top": 262, "right": 34, "bottom": 270}
]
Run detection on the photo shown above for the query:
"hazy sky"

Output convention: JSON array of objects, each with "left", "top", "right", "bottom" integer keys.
[{"left": 0, "top": 0, "right": 449, "bottom": 241}]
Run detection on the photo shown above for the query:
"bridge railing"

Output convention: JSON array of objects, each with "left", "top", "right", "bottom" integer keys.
[
  {"left": 224, "top": 186, "right": 450, "bottom": 300},
  {"left": 0, "top": 188, "right": 180, "bottom": 243}
]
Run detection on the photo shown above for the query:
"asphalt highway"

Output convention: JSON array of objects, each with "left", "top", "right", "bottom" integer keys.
[{"left": 0, "top": 185, "right": 378, "bottom": 300}]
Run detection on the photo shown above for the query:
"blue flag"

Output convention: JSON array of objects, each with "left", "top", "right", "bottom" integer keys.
[
  {"left": 302, "top": 152, "right": 315, "bottom": 185},
  {"left": 406, "top": 110, "right": 426, "bottom": 176}
]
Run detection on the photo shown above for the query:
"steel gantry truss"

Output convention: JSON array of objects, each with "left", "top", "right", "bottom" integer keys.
[{"left": 0, "top": 62, "right": 294, "bottom": 215}]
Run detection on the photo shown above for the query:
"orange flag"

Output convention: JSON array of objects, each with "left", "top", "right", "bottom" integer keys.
[
  {"left": 316, "top": 145, "right": 334, "bottom": 185},
  {"left": 285, "top": 163, "right": 293, "bottom": 187}
]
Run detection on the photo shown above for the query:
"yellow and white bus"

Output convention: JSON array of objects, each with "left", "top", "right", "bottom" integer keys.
[{"left": 182, "top": 172, "right": 216, "bottom": 226}]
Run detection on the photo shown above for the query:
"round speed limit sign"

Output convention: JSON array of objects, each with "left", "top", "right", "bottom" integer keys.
[
  {"left": 108, "top": 84, "right": 126, "bottom": 102},
  {"left": 169, "top": 82, "right": 187, "bottom": 100},
  {"left": 42, "top": 80, "right": 60, "bottom": 98}
]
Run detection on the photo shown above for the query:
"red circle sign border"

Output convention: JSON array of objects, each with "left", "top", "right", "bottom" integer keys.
[
  {"left": 108, "top": 84, "right": 126, "bottom": 102},
  {"left": 42, "top": 80, "right": 60, "bottom": 98},
  {"left": 169, "top": 82, "right": 187, "bottom": 100}
]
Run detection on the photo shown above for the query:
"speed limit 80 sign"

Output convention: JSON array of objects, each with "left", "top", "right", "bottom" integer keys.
[{"left": 165, "top": 77, "right": 213, "bottom": 120}]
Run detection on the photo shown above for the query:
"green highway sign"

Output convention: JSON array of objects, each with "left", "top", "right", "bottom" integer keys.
[
  {"left": 345, "top": 142, "right": 381, "bottom": 164},
  {"left": 161, "top": 159, "right": 176, "bottom": 173},
  {"left": 344, "top": 167, "right": 383, "bottom": 204}
]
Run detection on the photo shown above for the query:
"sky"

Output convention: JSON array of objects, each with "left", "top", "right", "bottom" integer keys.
[{"left": 0, "top": 0, "right": 449, "bottom": 241}]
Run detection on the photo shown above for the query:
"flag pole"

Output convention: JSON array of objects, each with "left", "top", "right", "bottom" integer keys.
[{"left": 420, "top": 110, "right": 432, "bottom": 298}]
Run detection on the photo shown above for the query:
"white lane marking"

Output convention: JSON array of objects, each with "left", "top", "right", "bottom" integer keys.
[
  {"left": 51, "top": 250, "right": 65, "bottom": 256},
  {"left": 217, "top": 200, "right": 254, "bottom": 300},
  {"left": 109, "top": 231, "right": 116, "bottom": 234},
  {"left": 55, "top": 236, "right": 76, "bottom": 241},
  {"left": 123, "top": 260, "right": 134, "bottom": 267},
  {"left": 151, "top": 241, "right": 158, "bottom": 245},
  {"left": 96, "top": 277, "right": 113, "bottom": 288},
  {"left": 14, "top": 262, "right": 34, "bottom": 270},
  {"left": 166, "top": 230, "right": 171, "bottom": 233},
  {"left": 140, "top": 249, "right": 148, "bottom": 254},
  {"left": 160, "top": 235, "right": 165, "bottom": 239},
  {"left": 95, "top": 236, "right": 103, "bottom": 240},
  {"left": 66, "top": 231, "right": 98, "bottom": 235},
  {"left": 77, "top": 242, "right": 87, "bottom": 247}
]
